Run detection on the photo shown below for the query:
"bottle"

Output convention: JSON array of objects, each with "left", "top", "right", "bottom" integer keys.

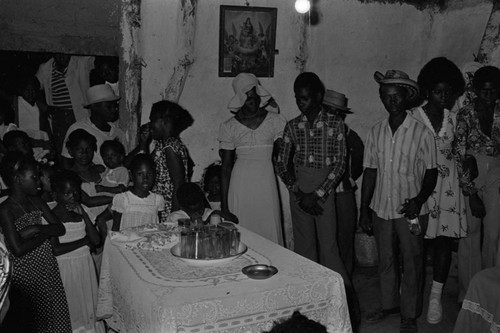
[
  {"left": 407, "top": 216, "right": 422, "bottom": 236},
  {"left": 398, "top": 200, "right": 422, "bottom": 236}
]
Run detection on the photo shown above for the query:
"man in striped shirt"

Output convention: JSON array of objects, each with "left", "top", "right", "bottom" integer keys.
[
  {"left": 360, "top": 70, "right": 437, "bottom": 333},
  {"left": 36, "top": 53, "right": 94, "bottom": 155}
]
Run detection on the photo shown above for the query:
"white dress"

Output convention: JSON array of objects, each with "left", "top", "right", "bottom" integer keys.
[
  {"left": 57, "top": 221, "right": 104, "bottom": 333},
  {"left": 111, "top": 191, "right": 165, "bottom": 230},
  {"left": 218, "top": 112, "right": 285, "bottom": 245},
  {"left": 412, "top": 107, "right": 467, "bottom": 238}
]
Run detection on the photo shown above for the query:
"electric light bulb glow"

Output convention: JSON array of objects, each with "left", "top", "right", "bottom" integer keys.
[{"left": 295, "top": 0, "right": 310, "bottom": 14}]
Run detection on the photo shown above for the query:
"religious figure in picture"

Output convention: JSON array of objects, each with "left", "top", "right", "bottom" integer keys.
[{"left": 222, "top": 13, "right": 274, "bottom": 76}]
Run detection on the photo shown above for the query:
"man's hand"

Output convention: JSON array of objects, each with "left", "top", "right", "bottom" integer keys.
[
  {"left": 359, "top": 207, "right": 373, "bottom": 236},
  {"left": 296, "top": 190, "right": 323, "bottom": 215},
  {"left": 399, "top": 197, "right": 424, "bottom": 219},
  {"left": 469, "top": 193, "right": 486, "bottom": 218}
]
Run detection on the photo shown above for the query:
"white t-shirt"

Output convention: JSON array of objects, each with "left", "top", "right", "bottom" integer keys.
[{"left": 61, "top": 117, "right": 127, "bottom": 166}]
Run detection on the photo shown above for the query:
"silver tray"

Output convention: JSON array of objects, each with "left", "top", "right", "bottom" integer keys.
[{"left": 242, "top": 264, "right": 278, "bottom": 280}]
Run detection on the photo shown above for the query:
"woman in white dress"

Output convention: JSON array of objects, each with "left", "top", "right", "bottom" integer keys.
[
  {"left": 219, "top": 73, "right": 285, "bottom": 245},
  {"left": 414, "top": 57, "right": 467, "bottom": 325}
]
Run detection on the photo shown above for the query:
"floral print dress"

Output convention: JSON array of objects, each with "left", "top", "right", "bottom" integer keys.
[
  {"left": 152, "top": 137, "right": 189, "bottom": 223},
  {"left": 412, "top": 107, "right": 467, "bottom": 238}
]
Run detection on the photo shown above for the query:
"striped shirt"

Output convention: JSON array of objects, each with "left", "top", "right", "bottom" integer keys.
[
  {"left": 50, "top": 66, "right": 73, "bottom": 110},
  {"left": 363, "top": 112, "right": 437, "bottom": 219},
  {"left": 276, "top": 106, "right": 346, "bottom": 200}
]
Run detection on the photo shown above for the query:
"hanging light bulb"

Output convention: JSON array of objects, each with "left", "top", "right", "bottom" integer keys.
[{"left": 295, "top": 0, "right": 310, "bottom": 14}]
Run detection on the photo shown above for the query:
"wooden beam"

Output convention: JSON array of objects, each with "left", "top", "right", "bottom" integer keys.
[
  {"left": 163, "top": 0, "right": 198, "bottom": 102},
  {"left": 119, "top": 0, "right": 142, "bottom": 151}
]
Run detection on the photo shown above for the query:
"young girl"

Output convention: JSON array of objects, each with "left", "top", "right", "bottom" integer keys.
[
  {"left": 51, "top": 170, "right": 104, "bottom": 333},
  {"left": 39, "top": 163, "right": 56, "bottom": 204},
  {"left": 111, "top": 153, "right": 165, "bottom": 231},
  {"left": 0, "top": 151, "right": 71, "bottom": 332},
  {"left": 148, "top": 100, "right": 194, "bottom": 222},
  {"left": 201, "top": 162, "right": 222, "bottom": 210},
  {"left": 95, "top": 139, "right": 129, "bottom": 195},
  {"left": 66, "top": 129, "right": 112, "bottom": 218}
]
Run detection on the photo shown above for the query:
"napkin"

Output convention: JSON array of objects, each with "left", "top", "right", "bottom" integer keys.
[{"left": 110, "top": 231, "right": 146, "bottom": 249}]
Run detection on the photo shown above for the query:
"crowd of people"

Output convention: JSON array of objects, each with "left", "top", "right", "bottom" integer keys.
[{"left": 0, "top": 52, "right": 499, "bottom": 333}]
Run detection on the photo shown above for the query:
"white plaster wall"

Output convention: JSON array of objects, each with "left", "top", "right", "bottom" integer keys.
[
  {"left": 139, "top": 0, "right": 492, "bottom": 249},
  {"left": 140, "top": 0, "right": 492, "bottom": 180}
]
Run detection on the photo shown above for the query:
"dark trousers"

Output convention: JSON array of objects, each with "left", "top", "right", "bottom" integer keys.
[
  {"left": 373, "top": 212, "right": 428, "bottom": 319},
  {"left": 335, "top": 190, "right": 357, "bottom": 277}
]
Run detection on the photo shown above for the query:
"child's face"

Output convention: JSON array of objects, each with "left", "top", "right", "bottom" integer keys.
[
  {"left": 206, "top": 175, "right": 220, "bottom": 196},
  {"left": 22, "top": 81, "right": 40, "bottom": 106},
  {"left": 10, "top": 135, "right": 33, "bottom": 157},
  {"left": 55, "top": 181, "right": 81, "bottom": 205},
  {"left": 17, "top": 164, "right": 41, "bottom": 196},
  {"left": 132, "top": 162, "right": 156, "bottom": 192},
  {"left": 101, "top": 148, "right": 123, "bottom": 169},
  {"left": 40, "top": 170, "right": 54, "bottom": 193},
  {"left": 70, "top": 140, "right": 94, "bottom": 166}
]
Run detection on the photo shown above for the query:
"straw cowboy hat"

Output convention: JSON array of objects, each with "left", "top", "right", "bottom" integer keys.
[
  {"left": 374, "top": 70, "right": 420, "bottom": 102},
  {"left": 323, "top": 89, "right": 352, "bottom": 113},
  {"left": 227, "top": 73, "right": 272, "bottom": 112},
  {"left": 83, "top": 84, "right": 120, "bottom": 108}
]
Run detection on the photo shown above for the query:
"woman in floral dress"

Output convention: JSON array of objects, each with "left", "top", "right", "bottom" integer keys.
[
  {"left": 414, "top": 57, "right": 467, "bottom": 324},
  {"left": 149, "top": 101, "right": 194, "bottom": 222}
]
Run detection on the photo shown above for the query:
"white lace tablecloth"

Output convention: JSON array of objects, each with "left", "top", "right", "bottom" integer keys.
[{"left": 96, "top": 226, "right": 352, "bottom": 333}]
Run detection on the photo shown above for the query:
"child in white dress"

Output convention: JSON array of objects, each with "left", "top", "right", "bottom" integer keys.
[
  {"left": 111, "top": 154, "right": 165, "bottom": 231},
  {"left": 51, "top": 170, "right": 104, "bottom": 333},
  {"left": 95, "top": 140, "right": 129, "bottom": 196}
]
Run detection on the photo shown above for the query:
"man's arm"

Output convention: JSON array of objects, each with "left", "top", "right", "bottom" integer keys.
[
  {"left": 314, "top": 118, "right": 347, "bottom": 201},
  {"left": 275, "top": 123, "right": 296, "bottom": 190},
  {"left": 359, "top": 167, "right": 377, "bottom": 234},
  {"left": 400, "top": 168, "right": 438, "bottom": 218}
]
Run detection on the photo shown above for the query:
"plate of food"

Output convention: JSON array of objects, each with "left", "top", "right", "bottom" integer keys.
[{"left": 170, "top": 242, "right": 247, "bottom": 266}]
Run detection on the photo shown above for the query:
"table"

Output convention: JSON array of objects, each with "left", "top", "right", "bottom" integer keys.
[
  {"left": 96, "top": 225, "right": 352, "bottom": 333},
  {"left": 454, "top": 266, "right": 500, "bottom": 333}
]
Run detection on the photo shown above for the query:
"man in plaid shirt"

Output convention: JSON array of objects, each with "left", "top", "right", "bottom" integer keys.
[{"left": 276, "top": 73, "right": 360, "bottom": 327}]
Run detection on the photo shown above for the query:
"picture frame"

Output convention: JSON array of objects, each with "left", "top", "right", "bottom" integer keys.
[{"left": 219, "top": 5, "right": 277, "bottom": 77}]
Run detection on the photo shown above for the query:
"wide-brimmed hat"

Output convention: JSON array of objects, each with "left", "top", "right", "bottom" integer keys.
[
  {"left": 323, "top": 89, "right": 352, "bottom": 113},
  {"left": 374, "top": 70, "right": 420, "bottom": 101},
  {"left": 227, "top": 73, "right": 272, "bottom": 112},
  {"left": 83, "top": 84, "right": 120, "bottom": 108}
]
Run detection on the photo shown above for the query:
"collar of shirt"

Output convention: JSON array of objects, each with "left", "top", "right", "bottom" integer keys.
[
  {"left": 85, "top": 117, "right": 117, "bottom": 135},
  {"left": 18, "top": 96, "right": 38, "bottom": 111},
  {"left": 299, "top": 106, "right": 329, "bottom": 125}
]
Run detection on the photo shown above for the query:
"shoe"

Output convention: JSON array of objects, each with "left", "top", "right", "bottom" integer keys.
[
  {"left": 400, "top": 316, "right": 418, "bottom": 332},
  {"left": 365, "top": 307, "right": 400, "bottom": 323},
  {"left": 427, "top": 298, "right": 442, "bottom": 324}
]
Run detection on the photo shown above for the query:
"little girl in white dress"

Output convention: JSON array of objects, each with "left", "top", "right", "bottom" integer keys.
[
  {"left": 111, "top": 154, "right": 165, "bottom": 231},
  {"left": 51, "top": 170, "right": 104, "bottom": 333}
]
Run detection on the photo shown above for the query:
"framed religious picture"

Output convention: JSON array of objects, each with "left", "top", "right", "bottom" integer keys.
[{"left": 219, "top": 5, "right": 277, "bottom": 77}]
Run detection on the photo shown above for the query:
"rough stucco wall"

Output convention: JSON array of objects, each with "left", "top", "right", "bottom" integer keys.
[
  {"left": 140, "top": 0, "right": 492, "bottom": 178},
  {"left": 0, "top": 0, "right": 120, "bottom": 55},
  {"left": 308, "top": 0, "right": 492, "bottom": 141}
]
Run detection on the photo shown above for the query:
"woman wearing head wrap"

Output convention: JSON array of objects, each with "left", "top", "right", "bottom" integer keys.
[{"left": 218, "top": 73, "right": 285, "bottom": 244}]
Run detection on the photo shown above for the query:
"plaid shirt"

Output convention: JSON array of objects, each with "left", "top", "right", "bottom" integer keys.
[{"left": 276, "top": 106, "right": 346, "bottom": 200}]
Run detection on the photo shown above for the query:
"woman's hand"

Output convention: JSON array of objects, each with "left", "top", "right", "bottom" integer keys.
[
  {"left": 220, "top": 210, "right": 239, "bottom": 224},
  {"left": 469, "top": 193, "right": 486, "bottom": 218},
  {"left": 18, "top": 225, "right": 42, "bottom": 239}
]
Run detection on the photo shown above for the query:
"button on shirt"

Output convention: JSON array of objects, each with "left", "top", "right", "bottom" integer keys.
[
  {"left": 363, "top": 113, "right": 437, "bottom": 219},
  {"left": 276, "top": 107, "right": 346, "bottom": 200}
]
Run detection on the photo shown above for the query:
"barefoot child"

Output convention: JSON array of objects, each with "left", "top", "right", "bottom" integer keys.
[
  {"left": 0, "top": 151, "right": 71, "bottom": 332},
  {"left": 51, "top": 170, "right": 104, "bottom": 333}
]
